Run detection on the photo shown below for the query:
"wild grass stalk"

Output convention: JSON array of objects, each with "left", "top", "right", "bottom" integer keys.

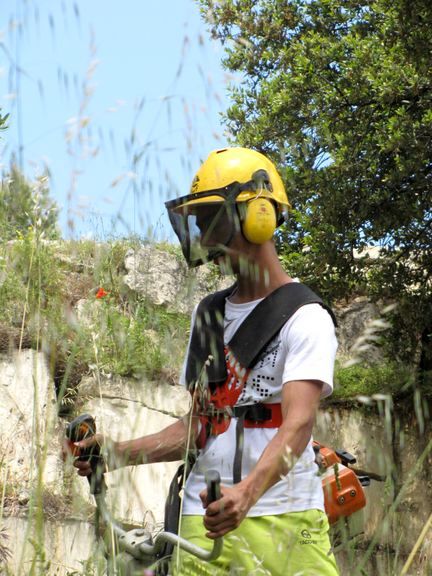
[{"left": 400, "top": 512, "right": 432, "bottom": 575}]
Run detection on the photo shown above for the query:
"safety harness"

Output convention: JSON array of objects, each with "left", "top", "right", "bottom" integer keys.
[{"left": 185, "top": 282, "right": 336, "bottom": 484}]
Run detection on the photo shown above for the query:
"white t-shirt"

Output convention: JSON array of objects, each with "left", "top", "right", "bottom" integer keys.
[{"left": 180, "top": 293, "right": 338, "bottom": 517}]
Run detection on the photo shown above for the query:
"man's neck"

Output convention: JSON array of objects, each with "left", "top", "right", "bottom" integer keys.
[
  {"left": 219, "top": 237, "right": 293, "bottom": 303},
  {"left": 231, "top": 278, "right": 292, "bottom": 304},
  {"left": 230, "top": 262, "right": 292, "bottom": 304}
]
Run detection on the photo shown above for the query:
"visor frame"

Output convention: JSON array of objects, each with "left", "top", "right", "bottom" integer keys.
[
  {"left": 165, "top": 181, "right": 249, "bottom": 213},
  {"left": 166, "top": 183, "right": 247, "bottom": 268}
]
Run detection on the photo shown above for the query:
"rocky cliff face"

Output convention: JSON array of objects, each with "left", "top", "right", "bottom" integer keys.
[{"left": 1, "top": 244, "right": 429, "bottom": 575}]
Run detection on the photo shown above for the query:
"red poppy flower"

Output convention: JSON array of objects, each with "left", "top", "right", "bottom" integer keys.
[{"left": 96, "top": 287, "right": 108, "bottom": 299}]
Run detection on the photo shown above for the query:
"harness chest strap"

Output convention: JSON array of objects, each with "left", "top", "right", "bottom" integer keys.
[
  {"left": 196, "top": 402, "right": 284, "bottom": 484},
  {"left": 185, "top": 282, "right": 336, "bottom": 393},
  {"left": 202, "top": 401, "right": 280, "bottom": 485},
  {"left": 196, "top": 402, "right": 283, "bottom": 447},
  {"left": 238, "top": 402, "right": 283, "bottom": 427}
]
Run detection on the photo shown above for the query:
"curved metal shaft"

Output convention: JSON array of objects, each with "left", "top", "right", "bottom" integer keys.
[{"left": 94, "top": 492, "right": 223, "bottom": 562}]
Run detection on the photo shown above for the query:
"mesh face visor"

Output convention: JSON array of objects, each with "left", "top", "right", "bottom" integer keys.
[
  {"left": 165, "top": 186, "right": 242, "bottom": 267},
  {"left": 165, "top": 175, "right": 281, "bottom": 267}
]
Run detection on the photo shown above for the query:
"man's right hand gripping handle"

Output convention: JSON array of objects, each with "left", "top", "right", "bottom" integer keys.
[{"left": 65, "top": 413, "right": 107, "bottom": 495}]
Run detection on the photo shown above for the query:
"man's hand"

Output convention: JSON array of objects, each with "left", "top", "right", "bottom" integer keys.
[
  {"left": 200, "top": 483, "right": 252, "bottom": 539},
  {"left": 62, "top": 433, "right": 111, "bottom": 477}
]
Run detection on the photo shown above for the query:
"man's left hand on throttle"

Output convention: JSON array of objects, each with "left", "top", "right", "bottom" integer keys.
[{"left": 200, "top": 483, "right": 252, "bottom": 539}]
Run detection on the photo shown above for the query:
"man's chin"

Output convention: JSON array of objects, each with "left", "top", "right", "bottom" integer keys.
[{"left": 214, "top": 255, "right": 236, "bottom": 276}]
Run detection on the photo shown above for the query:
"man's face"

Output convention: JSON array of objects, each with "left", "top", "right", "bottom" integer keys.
[
  {"left": 213, "top": 230, "right": 253, "bottom": 275},
  {"left": 193, "top": 203, "right": 252, "bottom": 274},
  {"left": 195, "top": 205, "right": 228, "bottom": 248},
  {"left": 167, "top": 198, "right": 246, "bottom": 268},
  {"left": 192, "top": 205, "right": 254, "bottom": 276}
]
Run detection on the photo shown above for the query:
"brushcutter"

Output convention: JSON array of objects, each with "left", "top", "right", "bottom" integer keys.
[{"left": 65, "top": 413, "right": 222, "bottom": 575}]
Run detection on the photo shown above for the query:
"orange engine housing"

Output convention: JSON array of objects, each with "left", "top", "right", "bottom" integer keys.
[
  {"left": 322, "top": 464, "right": 366, "bottom": 524},
  {"left": 314, "top": 441, "right": 367, "bottom": 524}
]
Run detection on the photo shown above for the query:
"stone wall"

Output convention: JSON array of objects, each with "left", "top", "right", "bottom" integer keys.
[{"left": 1, "top": 349, "right": 431, "bottom": 574}]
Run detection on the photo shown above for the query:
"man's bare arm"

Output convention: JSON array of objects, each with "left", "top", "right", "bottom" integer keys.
[
  {"left": 117, "top": 413, "right": 199, "bottom": 465},
  {"left": 238, "top": 379, "right": 322, "bottom": 507},
  {"left": 70, "top": 411, "right": 199, "bottom": 477}
]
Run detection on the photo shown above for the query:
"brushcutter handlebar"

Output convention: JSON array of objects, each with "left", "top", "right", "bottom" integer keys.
[
  {"left": 206, "top": 469, "right": 221, "bottom": 503},
  {"left": 95, "top": 469, "right": 223, "bottom": 564}
]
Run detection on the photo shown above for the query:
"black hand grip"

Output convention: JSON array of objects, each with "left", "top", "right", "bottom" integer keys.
[
  {"left": 335, "top": 449, "right": 357, "bottom": 466},
  {"left": 66, "top": 413, "right": 96, "bottom": 444},
  {"left": 66, "top": 414, "right": 106, "bottom": 495},
  {"left": 205, "top": 470, "right": 221, "bottom": 504},
  {"left": 358, "top": 475, "right": 371, "bottom": 487}
]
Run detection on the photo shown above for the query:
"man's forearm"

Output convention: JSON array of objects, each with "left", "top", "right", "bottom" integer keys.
[
  {"left": 239, "top": 415, "right": 314, "bottom": 509},
  {"left": 115, "top": 414, "right": 198, "bottom": 466},
  {"left": 238, "top": 380, "right": 323, "bottom": 509}
]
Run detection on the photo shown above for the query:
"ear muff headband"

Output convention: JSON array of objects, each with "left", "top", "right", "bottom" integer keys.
[{"left": 241, "top": 198, "right": 277, "bottom": 244}]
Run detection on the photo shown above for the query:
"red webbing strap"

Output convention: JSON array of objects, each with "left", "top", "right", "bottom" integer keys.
[
  {"left": 195, "top": 403, "right": 283, "bottom": 450},
  {"left": 194, "top": 345, "right": 251, "bottom": 448},
  {"left": 210, "top": 346, "right": 250, "bottom": 409}
]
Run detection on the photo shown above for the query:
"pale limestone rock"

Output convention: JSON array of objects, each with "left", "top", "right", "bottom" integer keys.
[
  {"left": 4, "top": 516, "right": 97, "bottom": 575},
  {"left": 123, "top": 246, "right": 232, "bottom": 314},
  {"left": 334, "top": 297, "right": 382, "bottom": 361},
  {"left": 0, "top": 351, "right": 61, "bottom": 491}
]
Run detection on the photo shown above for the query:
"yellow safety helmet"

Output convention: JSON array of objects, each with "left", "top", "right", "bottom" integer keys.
[{"left": 165, "top": 147, "right": 290, "bottom": 267}]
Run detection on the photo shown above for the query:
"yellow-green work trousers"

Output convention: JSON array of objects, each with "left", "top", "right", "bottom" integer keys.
[{"left": 171, "top": 509, "right": 339, "bottom": 575}]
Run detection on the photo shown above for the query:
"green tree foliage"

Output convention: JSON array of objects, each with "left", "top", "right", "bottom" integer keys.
[
  {"left": 199, "top": 0, "right": 432, "bottom": 370},
  {"left": 0, "top": 164, "right": 59, "bottom": 240}
]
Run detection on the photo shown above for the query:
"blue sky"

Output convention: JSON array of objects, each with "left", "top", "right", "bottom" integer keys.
[{"left": 0, "top": 0, "right": 233, "bottom": 239}]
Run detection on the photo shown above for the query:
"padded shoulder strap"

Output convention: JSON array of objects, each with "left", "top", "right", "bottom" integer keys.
[
  {"left": 229, "top": 282, "right": 336, "bottom": 369},
  {"left": 184, "top": 284, "right": 236, "bottom": 390},
  {"left": 185, "top": 282, "right": 336, "bottom": 389}
]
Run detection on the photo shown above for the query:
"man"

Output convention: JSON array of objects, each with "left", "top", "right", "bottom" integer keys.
[{"left": 70, "top": 147, "right": 339, "bottom": 575}]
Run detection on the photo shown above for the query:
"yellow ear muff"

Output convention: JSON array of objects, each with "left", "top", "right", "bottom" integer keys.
[{"left": 242, "top": 198, "right": 277, "bottom": 244}]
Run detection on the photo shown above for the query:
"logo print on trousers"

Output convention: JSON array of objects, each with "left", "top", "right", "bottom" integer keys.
[{"left": 299, "top": 529, "right": 317, "bottom": 545}]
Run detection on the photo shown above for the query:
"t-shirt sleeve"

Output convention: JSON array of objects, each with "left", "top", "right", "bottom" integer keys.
[{"left": 281, "top": 303, "right": 338, "bottom": 398}]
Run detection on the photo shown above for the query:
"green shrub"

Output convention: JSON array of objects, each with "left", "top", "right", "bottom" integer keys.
[
  {"left": 77, "top": 299, "right": 189, "bottom": 379},
  {"left": 332, "top": 361, "right": 415, "bottom": 402}
]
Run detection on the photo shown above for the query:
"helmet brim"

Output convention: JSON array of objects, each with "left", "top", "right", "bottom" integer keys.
[{"left": 166, "top": 184, "right": 288, "bottom": 214}]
